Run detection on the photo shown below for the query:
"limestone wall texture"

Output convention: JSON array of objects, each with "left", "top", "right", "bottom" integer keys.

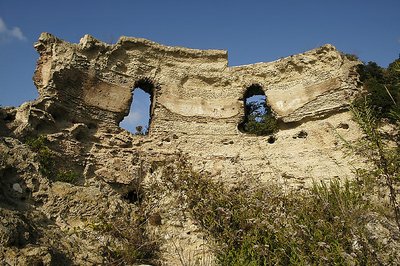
[
  {"left": 3, "top": 32, "right": 365, "bottom": 187},
  {"left": 0, "top": 32, "right": 364, "bottom": 187},
  {"left": 0, "top": 33, "right": 367, "bottom": 265},
  {"left": 33, "top": 33, "right": 360, "bottom": 135}
]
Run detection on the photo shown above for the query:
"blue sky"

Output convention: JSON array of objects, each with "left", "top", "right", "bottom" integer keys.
[{"left": 1, "top": 0, "right": 399, "bottom": 132}]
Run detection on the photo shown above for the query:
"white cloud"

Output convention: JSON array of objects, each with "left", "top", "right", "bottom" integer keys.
[
  {"left": 0, "top": 18, "right": 6, "bottom": 32},
  {"left": 10, "top": 27, "right": 25, "bottom": 40},
  {"left": 124, "top": 111, "right": 142, "bottom": 125},
  {"left": 120, "top": 111, "right": 148, "bottom": 133},
  {"left": 0, "top": 17, "right": 26, "bottom": 43}
]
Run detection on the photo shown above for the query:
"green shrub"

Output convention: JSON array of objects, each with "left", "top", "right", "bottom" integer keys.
[
  {"left": 26, "top": 135, "right": 79, "bottom": 184},
  {"left": 356, "top": 59, "right": 400, "bottom": 119},
  {"left": 241, "top": 101, "right": 278, "bottom": 136},
  {"left": 0, "top": 150, "right": 8, "bottom": 166},
  {"left": 26, "top": 135, "right": 56, "bottom": 177},
  {"left": 55, "top": 170, "right": 79, "bottom": 183},
  {"left": 352, "top": 59, "right": 400, "bottom": 230},
  {"left": 344, "top": 53, "right": 359, "bottom": 61}
]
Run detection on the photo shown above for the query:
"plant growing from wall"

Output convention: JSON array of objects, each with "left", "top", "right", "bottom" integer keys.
[
  {"left": 239, "top": 84, "right": 278, "bottom": 136},
  {"left": 88, "top": 215, "right": 159, "bottom": 264},
  {"left": 243, "top": 100, "right": 278, "bottom": 136},
  {"left": 25, "top": 135, "right": 79, "bottom": 184}
]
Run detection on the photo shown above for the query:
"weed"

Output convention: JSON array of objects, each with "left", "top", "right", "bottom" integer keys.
[
  {"left": 150, "top": 157, "right": 386, "bottom": 265},
  {"left": 350, "top": 99, "right": 400, "bottom": 230},
  {"left": 89, "top": 215, "right": 159, "bottom": 265},
  {"left": 26, "top": 135, "right": 55, "bottom": 177},
  {"left": 0, "top": 150, "right": 8, "bottom": 167},
  {"left": 55, "top": 170, "right": 79, "bottom": 183},
  {"left": 25, "top": 135, "right": 79, "bottom": 184},
  {"left": 343, "top": 53, "right": 359, "bottom": 61}
]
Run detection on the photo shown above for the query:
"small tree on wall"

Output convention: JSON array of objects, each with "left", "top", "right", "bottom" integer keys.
[
  {"left": 244, "top": 100, "right": 278, "bottom": 135},
  {"left": 239, "top": 84, "right": 278, "bottom": 136}
]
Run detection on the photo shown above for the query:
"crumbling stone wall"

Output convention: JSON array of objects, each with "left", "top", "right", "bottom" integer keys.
[
  {"left": 32, "top": 33, "right": 360, "bottom": 136},
  {"left": 2, "top": 32, "right": 363, "bottom": 188},
  {"left": 0, "top": 33, "right": 365, "bottom": 265}
]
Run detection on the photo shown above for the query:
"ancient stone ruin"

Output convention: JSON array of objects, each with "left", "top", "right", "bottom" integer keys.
[
  {"left": 34, "top": 33, "right": 360, "bottom": 133},
  {"left": 25, "top": 33, "right": 362, "bottom": 184},
  {"left": 0, "top": 33, "right": 368, "bottom": 264}
]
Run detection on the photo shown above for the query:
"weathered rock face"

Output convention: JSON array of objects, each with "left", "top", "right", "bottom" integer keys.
[
  {"left": 32, "top": 33, "right": 360, "bottom": 135},
  {"left": 17, "top": 33, "right": 363, "bottom": 186},
  {"left": 0, "top": 33, "right": 368, "bottom": 265}
]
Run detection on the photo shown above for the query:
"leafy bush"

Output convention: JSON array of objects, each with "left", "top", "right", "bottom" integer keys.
[
  {"left": 0, "top": 149, "right": 8, "bottom": 167},
  {"left": 55, "top": 170, "right": 79, "bottom": 183},
  {"left": 356, "top": 59, "right": 400, "bottom": 119},
  {"left": 343, "top": 53, "right": 359, "bottom": 61},
  {"left": 25, "top": 135, "right": 56, "bottom": 177},
  {"left": 241, "top": 101, "right": 278, "bottom": 136}
]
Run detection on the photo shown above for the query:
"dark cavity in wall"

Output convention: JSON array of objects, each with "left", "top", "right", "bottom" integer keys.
[{"left": 120, "top": 79, "right": 155, "bottom": 135}]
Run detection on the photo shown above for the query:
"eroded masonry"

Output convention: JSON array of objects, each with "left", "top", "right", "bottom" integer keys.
[
  {"left": 34, "top": 33, "right": 360, "bottom": 131},
  {"left": 32, "top": 33, "right": 364, "bottom": 181},
  {"left": 3, "top": 32, "right": 363, "bottom": 187},
  {"left": 0, "top": 33, "right": 366, "bottom": 264}
]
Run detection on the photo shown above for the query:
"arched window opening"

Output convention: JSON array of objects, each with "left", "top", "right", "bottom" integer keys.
[
  {"left": 120, "top": 79, "right": 154, "bottom": 135},
  {"left": 238, "top": 84, "right": 278, "bottom": 136}
]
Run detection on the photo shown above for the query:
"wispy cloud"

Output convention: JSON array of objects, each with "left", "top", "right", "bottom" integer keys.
[
  {"left": 120, "top": 110, "right": 145, "bottom": 132},
  {"left": 0, "top": 17, "right": 26, "bottom": 43},
  {"left": 123, "top": 111, "right": 142, "bottom": 125}
]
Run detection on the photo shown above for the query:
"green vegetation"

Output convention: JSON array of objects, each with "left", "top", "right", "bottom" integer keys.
[
  {"left": 26, "top": 135, "right": 55, "bottom": 177},
  {"left": 244, "top": 101, "right": 278, "bottom": 136},
  {"left": 356, "top": 59, "right": 400, "bottom": 119},
  {"left": 351, "top": 100, "right": 400, "bottom": 228},
  {"left": 238, "top": 84, "right": 279, "bottom": 136},
  {"left": 350, "top": 58, "right": 400, "bottom": 231},
  {"left": 241, "top": 99, "right": 279, "bottom": 136},
  {"left": 89, "top": 215, "right": 159, "bottom": 264},
  {"left": 343, "top": 53, "right": 359, "bottom": 61},
  {"left": 26, "top": 135, "right": 79, "bottom": 184},
  {"left": 55, "top": 170, "right": 80, "bottom": 183},
  {"left": 0, "top": 149, "right": 8, "bottom": 166},
  {"left": 153, "top": 158, "right": 390, "bottom": 265}
]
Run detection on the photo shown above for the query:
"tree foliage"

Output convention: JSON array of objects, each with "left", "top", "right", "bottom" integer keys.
[
  {"left": 242, "top": 100, "right": 278, "bottom": 136},
  {"left": 351, "top": 59, "right": 400, "bottom": 231},
  {"left": 357, "top": 59, "right": 400, "bottom": 119}
]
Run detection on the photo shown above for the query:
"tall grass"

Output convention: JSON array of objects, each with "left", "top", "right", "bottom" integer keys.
[{"left": 150, "top": 157, "right": 391, "bottom": 265}]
